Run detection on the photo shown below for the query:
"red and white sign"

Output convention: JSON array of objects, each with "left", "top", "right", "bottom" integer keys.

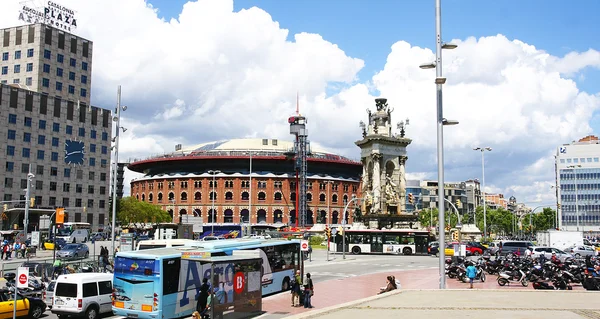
[
  {"left": 300, "top": 240, "right": 309, "bottom": 251},
  {"left": 233, "top": 272, "right": 244, "bottom": 294},
  {"left": 17, "top": 267, "right": 29, "bottom": 288}
]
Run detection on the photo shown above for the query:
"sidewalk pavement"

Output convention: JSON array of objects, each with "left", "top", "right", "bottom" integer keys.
[
  {"left": 262, "top": 267, "right": 587, "bottom": 318},
  {"left": 285, "top": 290, "right": 600, "bottom": 319}
]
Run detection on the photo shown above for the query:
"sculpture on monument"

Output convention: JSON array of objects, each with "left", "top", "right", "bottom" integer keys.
[{"left": 356, "top": 98, "right": 412, "bottom": 223}]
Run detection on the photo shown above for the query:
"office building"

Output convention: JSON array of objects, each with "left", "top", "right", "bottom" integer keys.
[
  {"left": 0, "top": 24, "right": 92, "bottom": 105},
  {"left": 556, "top": 135, "right": 600, "bottom": 232}
]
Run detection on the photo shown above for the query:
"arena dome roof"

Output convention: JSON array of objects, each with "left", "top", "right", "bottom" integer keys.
[{"left": 180, "top": 138, "right": 331, "bottom": 155}]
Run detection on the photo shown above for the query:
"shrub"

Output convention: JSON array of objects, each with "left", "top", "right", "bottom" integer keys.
[{"left": 309, "top": 235, "right": 324, "bottom": 246}]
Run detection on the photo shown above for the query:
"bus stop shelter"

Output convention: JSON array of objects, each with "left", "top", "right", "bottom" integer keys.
[{"left": 181, "top": 250, "right": 263, "bottom": 319}]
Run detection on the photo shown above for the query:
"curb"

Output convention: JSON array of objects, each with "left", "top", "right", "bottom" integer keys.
[{"left": 282, "top": 289, "right": 404, "bottom": 319}]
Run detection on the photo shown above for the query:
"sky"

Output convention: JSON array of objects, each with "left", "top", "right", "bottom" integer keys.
[{"left": 1, "top": 0, "right": 599, "bottom": 206}]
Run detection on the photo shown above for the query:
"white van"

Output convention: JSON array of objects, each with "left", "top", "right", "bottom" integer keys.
[
  {"left": 69, "top": 229, "right": 89, "bottom": 243},
  {"left": 51, "top": 273, "right": 113, "bottom": 319}
]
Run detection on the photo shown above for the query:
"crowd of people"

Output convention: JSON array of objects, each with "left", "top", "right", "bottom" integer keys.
[{"left": 0, "top": 240, "right": 30, "bottom": 259}]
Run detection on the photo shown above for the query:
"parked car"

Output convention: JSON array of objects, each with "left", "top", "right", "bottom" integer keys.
[
  {"left": 499, "top": 241, "right": 534, "bottom": 255},
  {"left": 530, "top": 246, "right": 573, "bottom": 262},
  {"left": 56, "top": 243, "right": 89, "bottom": 260},
  {"left": 465, "top": 243, "right": 485, "bottom": 255},
  {"left": 485, "top": 242, "right": 500, "bottom": 255},
  {"left": 428, "top": 241, "right": 439, "bottom": 256},
  {"left": 0, "top": 288, "right": 46, "bottom": 318},
  {"left": 44, "top": 280, "right": 56, "bottom": 309},
  {"left": 565, "top": 245, "right": 596, "bottom": 257},
  {"left": 90, "top": 232, "right": 106, "bottom": 241},
  {"left": 20, "top": 262, "right": 54, "bottom": 281}
]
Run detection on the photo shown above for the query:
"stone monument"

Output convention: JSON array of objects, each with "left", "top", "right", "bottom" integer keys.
[{"left": 356, "top": 98, "right": 412, "bottom": 219}]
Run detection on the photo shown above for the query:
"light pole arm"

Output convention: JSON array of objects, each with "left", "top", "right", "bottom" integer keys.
[{"left": 443, "top": 198, "right": 461, "bottom": 225}]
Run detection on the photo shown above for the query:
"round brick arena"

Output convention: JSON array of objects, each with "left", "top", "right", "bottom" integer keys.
[{"left": 128, "top": 138, "right": 362, "bottom": 227}]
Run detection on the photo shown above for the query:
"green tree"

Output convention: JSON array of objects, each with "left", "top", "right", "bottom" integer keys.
[
  {"left": 522, "top": 208, "right": 556, "bottom": 233},
  {"left": 116, "top": 197, "right": 171, "bottom": 226},
  {"left": 419, "top": 208, "right": 460, "bottom": 229},
  {"left": 475, "top": 206, "right": 514, "bottom": 236}
]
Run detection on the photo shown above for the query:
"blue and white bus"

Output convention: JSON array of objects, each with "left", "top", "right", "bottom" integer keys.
[{"left": 112, "top": 239, "right": 301, "bottom": 319}]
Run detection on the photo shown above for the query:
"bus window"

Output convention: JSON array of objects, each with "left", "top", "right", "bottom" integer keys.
[
  {"left": 269, "top": 244, "right": 297, "bottom": 272},
  {"left": 348, "top": 234, "right": 368, "bottom": 244},
  {"left": 383, "top": 235, "right": 399, "bottom": 245},
  {"left": 400, "top": 235, "right": 415, "bottom": 245}
]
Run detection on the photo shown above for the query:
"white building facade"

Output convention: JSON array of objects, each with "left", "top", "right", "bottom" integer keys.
[{"left": 556, "top": 135, "right": 600, "bottom": 232}]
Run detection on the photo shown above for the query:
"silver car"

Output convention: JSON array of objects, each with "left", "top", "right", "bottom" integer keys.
[
  {"left": 56, "top": 243, "right": 89, "bottom": 259},
  {"left": 565, "top": 245, "right": 596, "bottom": 258},
  {"left": 44, "top": 280, "right": 56, "bottom": 309},
  {"left": 531, "top": 246, "right": 573, "bottom": 262}
]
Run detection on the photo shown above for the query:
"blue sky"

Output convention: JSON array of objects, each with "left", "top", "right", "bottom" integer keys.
[{"left": 148, "top": 0, "right": 600, "bottom": 94}]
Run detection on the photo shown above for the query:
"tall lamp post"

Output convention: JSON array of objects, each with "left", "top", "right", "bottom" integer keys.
[
  {"left": 111, "top": 86, "right": 127, "bottom": 256},
  {"left": 208, "top": 170, "right": 221, "bottom": 235},
  {"left": 23, "top": 165, "right": 34, "bottom": 239},
  {"left": 325, "top": 180, "right": 334, "bottom": 262},
  {"left": 474, "top": 147, "right": 492, "bottom": 238},
  {"left": 342, "top": 195, "right": 362, "bottom": 260},
  {"left": 567, "top": 165, "right": 581, "bottom": 231},
  {"left": 419, "top": 0, "right": 458, "bottom": 289}
]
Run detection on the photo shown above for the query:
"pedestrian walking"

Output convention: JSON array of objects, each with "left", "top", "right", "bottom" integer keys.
[
  {"left": 303, "top": 273, "right": 314, "bottom": 308},
  {"left": 291, "top": 270, "right": 302, "bottom": 307},
  {"left": 196, "top": 278, "right": 210, "bottom": 318},
  {"left": 466, "top": 262, "right": 477, "bottom": 289}
]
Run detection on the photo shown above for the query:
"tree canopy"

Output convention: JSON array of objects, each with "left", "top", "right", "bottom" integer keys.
[{"left": 116, "top": 197, "right": 172, "bottom": 225}]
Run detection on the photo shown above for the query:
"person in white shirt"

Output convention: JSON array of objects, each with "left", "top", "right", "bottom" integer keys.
[{"left": 525, "top": 248, "right": 532, "bottom": 259}]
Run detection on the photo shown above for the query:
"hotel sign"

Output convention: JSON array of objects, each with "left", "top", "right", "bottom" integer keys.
[{"left": 18, "top": 1, "right": 77, "bottom": 32}]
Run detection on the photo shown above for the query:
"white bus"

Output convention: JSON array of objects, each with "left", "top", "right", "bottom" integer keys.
[
  {"left": 331, "top": 229, "right": 432, "bottom": 255},
  {"left": 56, "top": 222, "right": 91, "bottom": 243},
  {"left": 136, "top": 239, "right": 199, "bottom": 250}
]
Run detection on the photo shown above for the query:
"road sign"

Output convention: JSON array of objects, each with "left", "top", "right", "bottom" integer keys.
[
  {"left": 31, "top": 231, "right": 40, "bottom": 246},
  {"left": 300, "top": 240, "right": 309, "bottom": 251},
  {"left": 233, "top": 272, "right": 244, "bottom": 294},
  {"left": 331, "top": 228, "right": 337, "bottom": 236},
  {"left": 17, "top": 267, "right": 28, "bottom": 288}
]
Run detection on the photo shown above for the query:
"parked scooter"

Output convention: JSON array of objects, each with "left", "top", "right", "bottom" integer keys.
[{"left": 497, "top": 267, "right": 528, "bottom": 287}]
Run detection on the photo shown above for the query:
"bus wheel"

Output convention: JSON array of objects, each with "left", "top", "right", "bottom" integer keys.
[
  {"left": 282, "top": 277, "right": 290, "bottom": 291},
  {"left": 351, "top": 246, "right": 361, "bottom": 255},
  {"left": 402, "top": 247, "right": 412, "bottom": 255}
]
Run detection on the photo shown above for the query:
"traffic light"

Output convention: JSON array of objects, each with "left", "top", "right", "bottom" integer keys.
[
  {"left": 325, "top": 227, "right": 331, "bottom": 239},
  {"left": 408, "top": 193, "right": 414, "bottom": 204},
  {"left": 55, "top": 207, "right": 65, "bottom": 224},
  {"left": 452, "top": 231, "right": 459, "bottom": 241},
  {"left": 29, "top": 197, "right": 35, "bottom": 207},
  {"left": 557, "top": 203, "right": 561, "bottom": 209},
  {"left": 455, "top": 199, "right": 461, "bottom": 209}
]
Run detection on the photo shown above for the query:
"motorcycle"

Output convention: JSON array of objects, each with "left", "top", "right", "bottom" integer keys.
[
  {"left": 3, "top": 272, "right": 45, "bottom": 298},
  {"left": 497, "top": 268, "right": 528, "bottom": 287}
]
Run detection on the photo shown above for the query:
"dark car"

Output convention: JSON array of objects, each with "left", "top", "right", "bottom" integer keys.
[
  {"left": 0, "top": 288, "right": 46, "bottom": 318},
  {"left": 20, "top": 262, "right": 54, "bottom": 281},
  {"left": 428, "top": 242, "right": 439, "bottom": 256},
  {"left": 499, "top": 241, "right": 534, "bottom": 255}
]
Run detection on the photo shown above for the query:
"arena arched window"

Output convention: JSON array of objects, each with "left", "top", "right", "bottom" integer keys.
[
  {"left": 290, "top": 192, "right": 296, "bottom": 202},
  {"left": 194, "top": 192, "right": 201, "bottom": 201},
  {"left": 319, "top": 193, "right": 326, "bottom": 202},
  {"left": 168, "top": 192, "right": 174, "bottom": 201},
  {"left": 274, "top": 192, "right": 282, "bottom": 201},
  {"left": 306, "top": 193, "right": 312, "bottom": 202},
  {"left": 209, "top": 191, "right": 217, "bottom": 201},
  {"left": 148, "top": 193, "right": 153, "bottom": 202},
  {"left": 136, "top": 194, "right": 139, "bottom": 200},
  {"left": 343, "top": 194, "right": 348, "bottom": 204},
  {"left": 181, "top": 192, "right": 188, "bottom": 201},
  {"left": 225, "top": 191, "right": 233, "bottom": 201},
  {"left": 241, "top": 191, "right": 249, "bottom": 201},
  {"left": 332, "top": 194, "right": 338, "bottom": 203},
  {"left": 158, "top": 193, "right": 163, "bottom": 202},
  {"left": 141, "top": 194, "right": 145, "bottom": 202},
  {"left": 258, "top": 191, "right": 266, "bottom": 201}
]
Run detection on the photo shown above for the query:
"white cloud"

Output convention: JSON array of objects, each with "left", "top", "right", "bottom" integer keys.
[{"left": 1, "top": 0, "right": 599, "bottom": 205}]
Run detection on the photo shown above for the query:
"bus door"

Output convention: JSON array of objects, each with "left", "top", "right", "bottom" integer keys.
[
  {"left": 414, "top": 234, "right": 428, "bottom": 254},
  {"left": 371, "top": 234, "right": 383, "bottom": 253}
]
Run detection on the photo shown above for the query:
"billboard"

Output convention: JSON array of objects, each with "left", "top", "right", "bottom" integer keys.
[{"left": 18, "top": 1, "right": 77, "bottom": 32}]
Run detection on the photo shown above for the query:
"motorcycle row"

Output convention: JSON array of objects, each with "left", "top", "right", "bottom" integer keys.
[{"left": 445, "top": 254, "right": 600, "bottom": 291}]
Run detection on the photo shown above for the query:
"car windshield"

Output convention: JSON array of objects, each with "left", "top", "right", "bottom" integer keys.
[{"left": 62, "top": 244, "right": 79, "bottom": 250}]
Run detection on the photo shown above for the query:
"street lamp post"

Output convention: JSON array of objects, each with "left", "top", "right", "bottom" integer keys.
[
  {"left": 474, "top": 147, "right": 492, "bottom": 238},
  {"left": 567, "top": 165, "right": 582, "bottom": 231},
  {"left": 418, "top": 0, "right": 458, "bottom": 289},
  {"left": 342, "top": 195, "right": 362, "bottom": 260},
  {"left": 111, "top": 86, "right": 127, "bottom": 256},
  {"left": 23, "top": 165, "right": 34, "bottom": 239},
  {"left": 208, "top": 170, "right": 221, "bottom": 235}
]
